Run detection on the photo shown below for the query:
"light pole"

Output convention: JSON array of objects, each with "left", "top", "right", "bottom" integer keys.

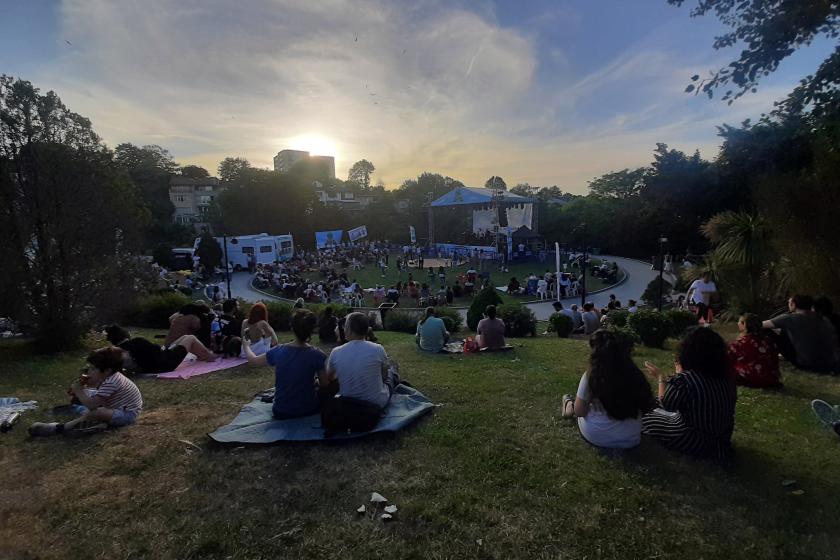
[
  {"left": 657, "top": 235, "right": 668, "bottom": 311},
  {"left": 579, "top": 223, "right": 587, "bottom": 308},
  {"left": 222, "top": 232, "right": 232, "bottom": 300}
]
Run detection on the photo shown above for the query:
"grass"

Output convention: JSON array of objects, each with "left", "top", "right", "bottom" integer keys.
[
  {"left": 2, "top": 326, "right": 840, "bottom": 559},
  {"left": 265, "top": 258, "right": 619, "bottom": 307}
]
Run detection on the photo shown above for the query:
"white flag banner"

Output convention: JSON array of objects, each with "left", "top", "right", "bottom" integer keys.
[
  {"left": 409, "top": 226, "right": 416, "bottom": 243},
  {"left": 348, "top": 225, "right": 368, "bottom": 242}
]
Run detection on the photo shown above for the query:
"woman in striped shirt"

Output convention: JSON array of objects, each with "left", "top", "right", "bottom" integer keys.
[
  {"left": 642, "top": 327, "right": 737, "bottom": 461},
  {"left": 29, "top": 347, "right": 143, "bottom": 437}
]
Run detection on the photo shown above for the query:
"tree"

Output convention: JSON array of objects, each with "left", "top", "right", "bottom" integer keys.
[
  {"left": 180, "top": 164, "right": 210, "bottom": 179},
  {"left": 672, "top": 0, "right": 840, "bottom": 119},
  {"left": 485, "top": 176, "right": 507, "bottom": 190},
  {"left": 218, "top": 156, "right": 251, "bottom": 183},
  {"left": 195, "top": 232, "right": 222, "bottom": 271},
  {"left": 588, "top": 168, "right": 647, "bottom": 199},
  {"left": 114, "top": 143, "right": 178, "bottom": 241},
  {"left": 347, "top": 159, "right": 375, "bottom": 190},
  {"left": 0, "top": 76, "right": 149, "bottom": 349},
  {"left": 510, "top": 183, "right": 533, "bottom": 196}
]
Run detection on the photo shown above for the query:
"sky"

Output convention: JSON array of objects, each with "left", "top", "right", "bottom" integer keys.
[{"left": 0, "top": 0, "right": 833, "bottom": 193}]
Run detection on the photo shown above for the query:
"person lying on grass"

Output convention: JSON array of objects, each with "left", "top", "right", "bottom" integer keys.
[
  {"left": 105, "top": 325, "right": 217, "bottom": 374},
  {"left": 562, "top": 330, "right": 653, "bottom": 449},
  {"left": 642, "top": 327, "right": 737, "bottom": 462},
  {"left": 243, "top": 309, "right": 328, "bottom": 419},
  {"left": 29, "top": 347, "right": 143, "bottom": 437}
]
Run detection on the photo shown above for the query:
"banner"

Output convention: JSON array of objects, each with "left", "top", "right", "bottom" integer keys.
[
  {"left": 315, "top": 230, "right": 343, "bottom": 249},
  {"left": 348, "top": 225, "right": 368, "bottom": 242},
  {"left": 409, "top": 226, "right": 416, "bottom": 243}
]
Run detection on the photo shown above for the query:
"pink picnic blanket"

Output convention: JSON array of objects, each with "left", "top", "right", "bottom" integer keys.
[{"left": 157, "top": 355, "right": 248, "bottom": 380}]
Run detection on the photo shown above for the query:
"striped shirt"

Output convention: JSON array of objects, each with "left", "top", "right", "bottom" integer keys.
[
  {"left": 642, "top": 370, "right": 736, "bottom": 460},
  {"left": 94, "top": 372, "right": 144, "bottom": 413}
]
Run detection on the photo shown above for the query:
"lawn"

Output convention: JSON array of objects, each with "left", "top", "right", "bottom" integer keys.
[
  {"left": 2, "top": 326, "right": 839, "bottom": 559},
  {"left": 263, "top": 258, "right": 620, "bottom": 307}
]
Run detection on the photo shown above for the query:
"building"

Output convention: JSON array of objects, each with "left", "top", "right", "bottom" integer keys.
[
  {"left": 169, "top": 176, "right": 226, "bottom": 225},
  {"left": 273, "top": 149, "right": 336, "bottom": 178},
  {"left": 314, "top": 188, "right": 375, "bottom": 211}
]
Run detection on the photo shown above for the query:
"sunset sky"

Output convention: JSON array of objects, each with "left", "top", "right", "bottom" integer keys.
[{"left": 1, "top": 0, "right": 832, "bottom": 192}]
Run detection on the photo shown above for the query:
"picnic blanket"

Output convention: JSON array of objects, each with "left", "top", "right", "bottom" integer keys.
[
  {"left": 208, "top": 384, "right": 434, "bottom": 443},
  {"left": 157, "top": 355, "right": 247, "bottom": 380},
  {"left": 0, "top": 397, "right": 38, "bottom": 425}
]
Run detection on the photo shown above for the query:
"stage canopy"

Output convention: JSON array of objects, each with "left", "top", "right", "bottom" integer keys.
[{"left": 430, "top": 186, "right": 533, "bottom": 207}]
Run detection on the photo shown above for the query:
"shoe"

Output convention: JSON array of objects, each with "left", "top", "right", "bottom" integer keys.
[
  {"left": 28, "top": 422, "right": 61, "bottom": 437},
  {"left": 64, "top": 422, "right": 108, "bottom": 437}
]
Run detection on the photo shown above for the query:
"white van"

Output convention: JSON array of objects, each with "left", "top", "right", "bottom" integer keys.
[{"left": 194, "top": 233, "right": 295, "bottom": 270}]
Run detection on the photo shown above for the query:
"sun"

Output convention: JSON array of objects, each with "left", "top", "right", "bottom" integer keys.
[{"left": 287, "top": 133, "right": 338, "bottom": 157}]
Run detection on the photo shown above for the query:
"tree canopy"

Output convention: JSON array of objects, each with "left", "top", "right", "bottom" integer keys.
[
  {"left": 347, "top": 159, "right": 375, "bottom": 190},
  {"left": 484, "top": 176, "right": 507, "bottom": 190},
  {"left": 180, "top": 164, "right": 210, "bottom": 179}
]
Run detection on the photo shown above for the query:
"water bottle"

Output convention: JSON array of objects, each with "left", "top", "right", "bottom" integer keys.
[{"left": 1, "top": 412, "right": 20, "bottom": 433}]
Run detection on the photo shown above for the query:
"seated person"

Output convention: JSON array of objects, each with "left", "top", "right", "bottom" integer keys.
[
  {"left": 476, "top": 305, "right": 507, "bottom": 350},
  {"left": 452, "top": 281, "right": 463, "bottom": 298},
  {"left": 29, "top": 346, "right": 143, "bottom": 436},
  {"left": 642, "top": 327, "right": 737, "bottom": 461},
  {"left": 318, "top": 306, "right": 339, "bottom": 344},
  {"left": 243, "top": 310, "right": 327, "bottom": 419},
  {"left": 105, "top": 324, "right": 216, "bottom": 373},
  {"left": 763, "top": 294, "right": 838, "bottom": 373},
  {"left": 507, "top": 277, "right": 522, "bottom": 295},
  {"left": 578, "top": 302, "right": 600, "bottom": 335},
  {"left": 241, "top": 302, "right": 279, "bottom": 355},
  {"left": 416, "top": 307, "right": 450, "bottom": 352},
  {"left": 561, "top": 330, "right": 653, "bottom": 449},
  {"left": 164, "top": 302, "right": 212, "bottom": 346},
  {"left": 324, "top": 312, "right": 397, "bottom": 409},
  {"left": 729, "top": 313, "right": 781, "bottom": 388}
]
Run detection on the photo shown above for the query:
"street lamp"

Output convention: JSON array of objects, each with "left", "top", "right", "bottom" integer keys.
[
  {"left": 657, "top": 235, "right": 668, "bottom": 312},
  {"left": 573, "top": 223, "right": 587, "bottom": 307}
]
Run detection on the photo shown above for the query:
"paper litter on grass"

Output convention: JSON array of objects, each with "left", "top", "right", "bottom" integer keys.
[{"left": 371, "top": 492, "right": 387, "bottom": 503}]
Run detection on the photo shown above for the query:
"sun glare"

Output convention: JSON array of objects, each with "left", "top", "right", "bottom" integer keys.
[{"left": 288, "top": 134, "right": 338, "bottom": 157}]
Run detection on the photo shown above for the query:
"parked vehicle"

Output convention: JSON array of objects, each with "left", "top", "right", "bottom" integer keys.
[{"left": 192, "top": 233, "right": 295, "bottom": 271}]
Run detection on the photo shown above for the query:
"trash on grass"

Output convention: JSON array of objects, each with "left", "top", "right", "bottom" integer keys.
[
  {"left": 371, "top": 492, "right": 387, "bottom": 503},
  {"left": 384, "top": 504, "right": 397, "bottom": 514}
]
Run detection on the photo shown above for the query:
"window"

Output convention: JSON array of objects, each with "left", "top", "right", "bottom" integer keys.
[
  {"left": 280, "top": 241, "right": 292, "bottom": 249},
  {"left": 259, "top": 245, "right": 273, "bottom": 253},
  {"left": 174, "top": 195, "right": 185, "bottom": 203},
  {"left": 241, "top": 247, "right": 254, "bottom": 254},
  {"left": 341, "top": 192, "right": 354, "bottom": 200},
  {"left": 198, "top": 195, "right": 213, "bottom": 204}
]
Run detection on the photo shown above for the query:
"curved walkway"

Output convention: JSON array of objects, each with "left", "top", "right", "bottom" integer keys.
[{"left": 524, "top": 255, "right": 660, "bottom": 320}]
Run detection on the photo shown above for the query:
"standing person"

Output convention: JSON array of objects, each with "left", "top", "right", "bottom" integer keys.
[
  {"left": 415, "top": 307, "right": 450, "bottom": 353},
  {"left": 729, "top": 313, "right": 781, "bottom": 388},
  {"left": 642, "top": 327, "right": 737, "bottom": 462},
  {"left": 438, "top": 266, "right": 446, "bottom": 289},
  {"left": 762, "top": 295, "right": 838, "bottom": 373},
  {"left": 243, "top": 309, "right": 327, "bottom": 419},
  {"left": 561, "top": 330, "right": 653, "bottom": 449},
  {"left": 29, "top": 347, "right": 144, "bottom": 436},
  {"left": 318, "top": 306, "right": 339, "bottom": 344},
  {"left": 476, "top": 305, "right": 507, "bottom": 350},
  {"left": 686, "top": 272, "right": 717, "bottom": 322},
  {"left": 427, "top": 267, "right": 436, "bottom": 287}
]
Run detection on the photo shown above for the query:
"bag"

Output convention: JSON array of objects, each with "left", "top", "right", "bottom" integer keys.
[
  {"left": 463, "top": 337, "right": 479, "bottom": 353},
  {"left": 321, "top": 396, "right": 383, "bottom": 436}
]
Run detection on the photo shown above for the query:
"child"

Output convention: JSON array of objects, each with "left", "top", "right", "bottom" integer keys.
[{"left": 29, "top": 347, "right": 143, "bottom": 436}]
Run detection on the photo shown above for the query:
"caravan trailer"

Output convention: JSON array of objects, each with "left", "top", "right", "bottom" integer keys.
[{"left": 194, "top": 233, "right": 295, "bottom": 270}]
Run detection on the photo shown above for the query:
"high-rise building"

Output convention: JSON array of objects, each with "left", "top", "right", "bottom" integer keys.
[{"left": 273, "top": 149, "right": 336, "bottom": 178}]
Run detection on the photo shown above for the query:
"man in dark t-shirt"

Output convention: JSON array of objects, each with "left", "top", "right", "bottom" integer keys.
[
  {"left": 764, "top": 295, "right": 838, "bottom": 372},
  {"left": 105, "top": 325, "right": 217, "bottom": 374}
]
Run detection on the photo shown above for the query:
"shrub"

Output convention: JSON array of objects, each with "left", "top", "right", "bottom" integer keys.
[
  {"left": 467, "top": 287, "right": 503, "bottom": 331},
  {"left": 627, "top": 309, "right": 672, "bottom": 348},
  {"left": 264, "top": 301, "right": 293, "bottom": 331},
  {"left": 128, "top": 292, "right": 190, "bottom": 328},
  {"left": 436, "top": 307, "right": 463, "bottom": 333},
  {"left": 603, "top": 324, "right": 639, "bottom": 351},
  {"left": 603, "top": 309, "right": 630, "bottom": 328},
  {"left": 308, "top": 303, "right": 349, "bottom": 320},
  {"left": 664, "top": 309, "right": 698, "bottom": 338},
  {"left": 384, "top": 310, "right": 419, "bottom": 333},
  {"left": 548, "top": 312, "right": 574, "bottom": 338},
  {"left": 498, "top": 303, "right": 537, "bottom": 337},
  {"left": 641, "top": 277, "right": 673, "bottom": 308}
]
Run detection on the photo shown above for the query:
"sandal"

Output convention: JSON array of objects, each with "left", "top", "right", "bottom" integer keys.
[{"left": 561, "top": 394, "right": 575, "bottom": 419}]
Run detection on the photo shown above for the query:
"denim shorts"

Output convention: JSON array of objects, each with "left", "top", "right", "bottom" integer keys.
[{"left": 110, "top": 408, "right": 140, "bottom": 427}]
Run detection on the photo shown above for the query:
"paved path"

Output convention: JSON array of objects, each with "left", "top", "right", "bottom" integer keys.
[
  {"left": 226, "top": 271, "right": 280, "bottom": 302},
  {"left": 524, "top": 255, "right": 659, "bottom": 320}
]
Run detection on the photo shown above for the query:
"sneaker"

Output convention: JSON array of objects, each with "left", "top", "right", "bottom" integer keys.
[
  {"left": 811, "top": 399, "right": 840, "bottom": 428},
  {"left": 64, "top": 422, "right": 108, "bottom": 437},
  {"left": 28, "top": 422, "right": 61, "bottom": 437}
]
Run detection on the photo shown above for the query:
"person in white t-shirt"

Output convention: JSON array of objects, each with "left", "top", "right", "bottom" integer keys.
[
  {"left": 687, "top": 272, "right": 717, "bottom": 322},
  {"left": 561, "top": 330, "right": 653, "bottom": 449}
]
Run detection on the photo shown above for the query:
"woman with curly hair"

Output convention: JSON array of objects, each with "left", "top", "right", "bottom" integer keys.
[
  {"left": 642, "top": 327, "right": 737, "bottom": 461},
  {"left": 562, "top": 330, "right": 653, "bottom": 449}
]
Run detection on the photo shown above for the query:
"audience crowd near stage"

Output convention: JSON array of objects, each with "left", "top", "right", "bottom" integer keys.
[{"left": 26, "top": 236, "right": 840, "bottom": 457}]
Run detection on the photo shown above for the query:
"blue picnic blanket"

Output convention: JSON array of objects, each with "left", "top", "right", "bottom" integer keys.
[{"left": 208, "top": 384, "right": 435, "bottom": 443}]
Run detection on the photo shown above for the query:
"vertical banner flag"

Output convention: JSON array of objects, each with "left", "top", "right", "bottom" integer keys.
[
  {"left": 348, "top": 225, "right": 368, "bottom": 242},
  {"left": 555, "top": 242, "right": 561, "bottom": 287},
  {"left": 409, "top": 226, "right": 416, "bottom": 243},
  {"left": 506, "top": 227, "right": 513, "bottom": 259},
  {"left": 315, "top": 230, "right": 343, "bottom": 249}
]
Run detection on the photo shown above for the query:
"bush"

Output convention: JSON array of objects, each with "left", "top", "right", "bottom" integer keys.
[
  {"left": 308, "top": 303, "right": 349, "bottom": 321},
  {"left": 128, "top": 292, "right": 190, "bottom": 328},
  {"left": 384, "top": 310, "right": 419, "bottom": 333},
  {"left": 627, "top": 309, "right": 672, "bottom": 348},
  {"left": 641, "top": 277, "right": 673, "bottom": 308},
  {"left": 467, "top": 287, "right": 503, "bottom": 331},
  {"left": 603, "top": 324, "right": 639, "bottom": 351},
  {"left": 603, "top": 309, "right": 630, "bottom": 328},
  {"left": 436, "top": 307, "right": 463, "bottom": 333},
  {"left": 664, "top": 309, "right": 697, "bottom": 338},
  {"left": 264, "top": 301, "right": 293, "bottom": 331},
  {"left": 548, "top": 312, "right": 574, "bottom": 338},
  {"left": 498, "top": 303, "right": 537, "bottom": 337}
]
